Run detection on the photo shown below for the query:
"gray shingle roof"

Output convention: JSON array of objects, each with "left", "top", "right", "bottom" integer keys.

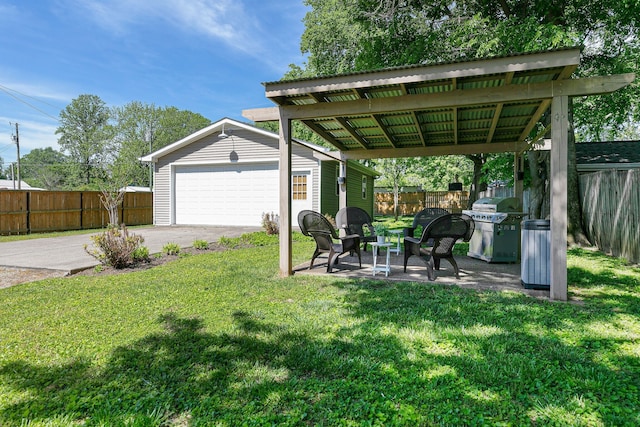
[{"left": 575, "top": 141, "right": 640, "bottom": 165}]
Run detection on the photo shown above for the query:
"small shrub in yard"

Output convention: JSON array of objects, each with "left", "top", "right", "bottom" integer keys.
[
  {"left": 163, "top": 242, "right": 181, "bottom": 255},
  {"left": 84, "top": 224, "right": 144, "bottom": 269},
  {"left": 262, "top": 212, "right": 279, "bottom": 235},
  {"left": 218, "top": 236, "right": 237, "bottom": 248},
  {"left": 132, "top": 245, "right": 150, "bottom": 262},
  {"left": 193, "top": 239, "right": 209, "bottom": 250}
]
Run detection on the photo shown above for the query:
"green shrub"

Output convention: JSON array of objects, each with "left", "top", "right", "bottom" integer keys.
[
  {"left": 132, "top": 245, "right": 150, "bottom": 262},
  {"left": 261, "top": 212, "right": 279, "bottom": 235},
  {"left": 84, "top": 225, "right": 144, "bottom": 269},
  {"left": 163, "top": 242, "right": 181, "bottom": 255},
  {"left": 193, "top": 239, "right": 210, "bottom": 250},
  {"left": 218, "top": 236, "right": 237, "bottom": 248}
]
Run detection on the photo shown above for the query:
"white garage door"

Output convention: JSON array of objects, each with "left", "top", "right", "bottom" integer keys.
[{"left": 174, "top": 164, "right": 312, "bottom": 226}]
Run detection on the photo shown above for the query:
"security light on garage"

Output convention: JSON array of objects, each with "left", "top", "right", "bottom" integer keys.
[{"left": 219, "top": 123, "right": 229, "bottom": 139}]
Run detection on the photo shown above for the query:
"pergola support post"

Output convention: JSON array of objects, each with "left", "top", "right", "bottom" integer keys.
[
  {"left": 279, "top": 112, "right": 292, "bottom": 277},
  {"left": 550, "top": 96, "right": 569, "bottom": 301},
  {"left": 338, "top": 156, "right": 347, "bottom": 211}
]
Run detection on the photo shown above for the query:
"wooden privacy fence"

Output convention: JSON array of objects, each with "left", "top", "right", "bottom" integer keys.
[
  {"left": 375, "top": 191, "right": 469, "bottom": 215},
  {"left": 0, "top": 191, "right": 153, "bottom": 235},
  {"left": 580, "top": 170, "right": 640, "bottom": 264}
]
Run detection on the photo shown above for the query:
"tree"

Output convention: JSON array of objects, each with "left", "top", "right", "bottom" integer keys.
[
  {"left": 298, "top": 0, "right": 640, "bottom": 243},
  {"left": 56, "top": 94, "right": 112, "bottom": 187},
  {"left": 112, "top": 101, "right": 162, "bottom": 189},
  {"left": 154, "top": 107, "right": 210, "bottom": 149},
  {"left": 106, "top": 103, "right": 210, "bottom": 223},
  {"left": 19, "top": 147, "right": 69, "bottom": 190},
  {"left": 372, "top": 157, "right": 418, "bottom": 220}
]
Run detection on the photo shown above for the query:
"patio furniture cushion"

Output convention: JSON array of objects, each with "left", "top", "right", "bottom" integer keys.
[
  {"left": 403, "top": 213, "right": 475, "bottom": 280},
  {"left": 298, "top": 210, "right": 361, "bottom": 273},
  {"left": 335, "top": 206, "right": 377, "bottom": 251}
]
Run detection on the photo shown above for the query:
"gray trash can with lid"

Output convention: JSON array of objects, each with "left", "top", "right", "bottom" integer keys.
[{"left": 521, "top": 219, "right": 550, "bottom": 290}]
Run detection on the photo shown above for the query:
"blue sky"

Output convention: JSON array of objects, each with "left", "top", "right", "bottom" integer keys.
[{"left": 0, "top": 0, "right": 309, "bottom": 164}]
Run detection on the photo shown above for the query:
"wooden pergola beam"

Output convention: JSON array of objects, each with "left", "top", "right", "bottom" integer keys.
[
  {"left": 341, "top": 141, "right": 528, "bottom": 160},
  {"left": 263, "top": 49, "right": 582, "bottom": 98},
  {"left": 245, "top": 74, "right": 634, "bottom": 123}
]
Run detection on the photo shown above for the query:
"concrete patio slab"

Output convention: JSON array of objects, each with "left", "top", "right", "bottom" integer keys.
[{"left": 294, "top": 249, "right": 550, "bottom": 299}]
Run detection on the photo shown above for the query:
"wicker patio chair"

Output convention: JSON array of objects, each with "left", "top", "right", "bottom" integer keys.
[
  {"left": 403, "top": 213, "right": 475, "bottom": 280},
  {"left": 403, "top": 207, "right": 450, "bottom": 238},
  {"left": 335, "top": 206, "right": 377, "bottom": 251},
  {"left": 298, "top": 210, "right": 362, "bottom": 273}
]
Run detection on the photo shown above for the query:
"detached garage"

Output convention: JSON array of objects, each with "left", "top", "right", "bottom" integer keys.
[{"left": 140, "top": 118, "right": 377, "bottom": 227}]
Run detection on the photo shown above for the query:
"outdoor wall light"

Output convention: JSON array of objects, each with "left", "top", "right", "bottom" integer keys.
[
  {"left": 219, "top": 123, "right": 229, "bottom": 139},
  {"left": 337, "top": 176, "right": 346, "bottom": 185}
]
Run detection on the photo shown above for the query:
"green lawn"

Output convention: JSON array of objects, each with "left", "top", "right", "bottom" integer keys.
[
  {"left": 0, "top": 238, "right": 638, "bottom": 426},
  {"left": 0, "top": 225, "right": 153, "bottom": 243}
]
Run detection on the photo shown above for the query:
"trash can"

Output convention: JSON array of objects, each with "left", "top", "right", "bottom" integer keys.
[{"left": 521, "top": 219, "right": 551, "bottom": 290}]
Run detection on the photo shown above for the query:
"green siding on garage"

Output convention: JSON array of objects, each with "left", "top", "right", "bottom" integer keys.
[
  {"left": 320, "top": 161, "right": 339, "bottom": 217},
  {"left": 319, "top": 160, "right": 376, "bottom": 218},
  {"left": 346, "top": 163, "right": 374, "bottom": 217}
]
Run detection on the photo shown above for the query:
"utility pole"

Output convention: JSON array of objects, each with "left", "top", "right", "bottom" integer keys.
[{"left": 10, "top": 122, "right": 20, "bottom": 190}]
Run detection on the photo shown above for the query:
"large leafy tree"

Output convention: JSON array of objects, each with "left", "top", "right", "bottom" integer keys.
[
  {"left": 112, "top": 101, "right": 162, "bottom": 189},
  {"left": 56, "top": 94, "right": 112, "bottom": 188},
  {"left": 298, "top": 0, "right": 639, "bottom": 243},
  {"left": 107, "top": 102, "right": 211, "bottom": 189},
  {"left": 154, "top": 107, "right": 211, "bottom": 149},
  {"left": 19, "top": 147, "right": 70, "bottom": 190},
  {"left": 105, "top": 103, "right": 210, "bottom": 224}
]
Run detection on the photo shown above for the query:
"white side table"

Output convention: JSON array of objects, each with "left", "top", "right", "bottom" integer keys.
[
  {"left": 387, "top": 229, "right": 403, "bottom": 255},
  {"left": 371, "top": 242, "right": 393, "bottom": 277}
]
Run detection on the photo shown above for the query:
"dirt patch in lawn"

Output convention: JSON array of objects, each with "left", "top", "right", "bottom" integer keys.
[{"left": 0, "top": 267, "right": 67, "bottom": 289}]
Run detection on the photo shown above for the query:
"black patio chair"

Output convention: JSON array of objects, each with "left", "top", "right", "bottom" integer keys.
[
  {"left": 298, "top": 210, "right": 362, "bottom": 273},
  {"left": 403, "top": 207, "right": 450, "bottom": 238},
  {"left": 335, "top": 206, "right": 376, "bottom": 251},
  {"left": 403, "top": 213, "right": 475, "bottom": 280}
]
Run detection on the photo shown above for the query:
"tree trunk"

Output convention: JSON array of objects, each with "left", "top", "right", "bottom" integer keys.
[
  {"left": 393, "top": 181, "right": 399, "bottom": 220},
  {"left": 467, "top": 154, "right": 487, "bottom": 207},
  {"left": 567, "top": 101, "right": 591, "bottom": 245},
  {"left": 526, "top": 150, "right": 549, "bottom": 219}
]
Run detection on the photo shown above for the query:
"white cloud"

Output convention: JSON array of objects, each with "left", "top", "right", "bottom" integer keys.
[
  {"left": 0, "top": 117, "right": 59, "bottom": 163},
  {"left": 63, "top": 0, "right": 305, "bottom": 70},
  {"left": 68, "top": 0, "right": 256, "bottom": 51}
]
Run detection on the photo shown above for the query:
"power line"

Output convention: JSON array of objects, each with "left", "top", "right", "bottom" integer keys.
[{"left": 0, "top": 83, "right": 60, "bottom": 122}]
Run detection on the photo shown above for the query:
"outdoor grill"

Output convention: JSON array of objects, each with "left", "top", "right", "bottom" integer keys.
[{"left": 463, "top": 197, "right": 526, "bottom": 263}]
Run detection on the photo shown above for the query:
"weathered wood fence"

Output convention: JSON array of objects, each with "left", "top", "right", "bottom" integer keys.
[
  {"left": 375, "top": 191, "right": 469, "bottom": 215},
  {"left": 0, "top": 191, "right": 153, "bottom": 235},
  {"left": 580, "top": 170, "right": 640, "bottom": 264}
]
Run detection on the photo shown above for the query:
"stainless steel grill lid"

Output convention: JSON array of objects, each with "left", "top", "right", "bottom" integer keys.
[{"left": 471, "top": 197, "right": 522, "bottom": 213}]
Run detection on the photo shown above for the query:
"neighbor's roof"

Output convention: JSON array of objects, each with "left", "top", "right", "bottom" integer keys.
[
  {"left": 0, "top": 179, "right": 42, "bottom": 190},
  {"left": 575, "top": 141, "right": 640, "bottom": 171}
]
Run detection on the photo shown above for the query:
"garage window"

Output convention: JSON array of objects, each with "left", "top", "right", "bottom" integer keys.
[{"left": 293, "top": 174, "right": 308, "bottom": 200}]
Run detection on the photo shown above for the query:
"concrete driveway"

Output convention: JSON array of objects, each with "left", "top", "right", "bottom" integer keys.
[{"left": 0, "top": 226, "right": 260, "bottom": 274}]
